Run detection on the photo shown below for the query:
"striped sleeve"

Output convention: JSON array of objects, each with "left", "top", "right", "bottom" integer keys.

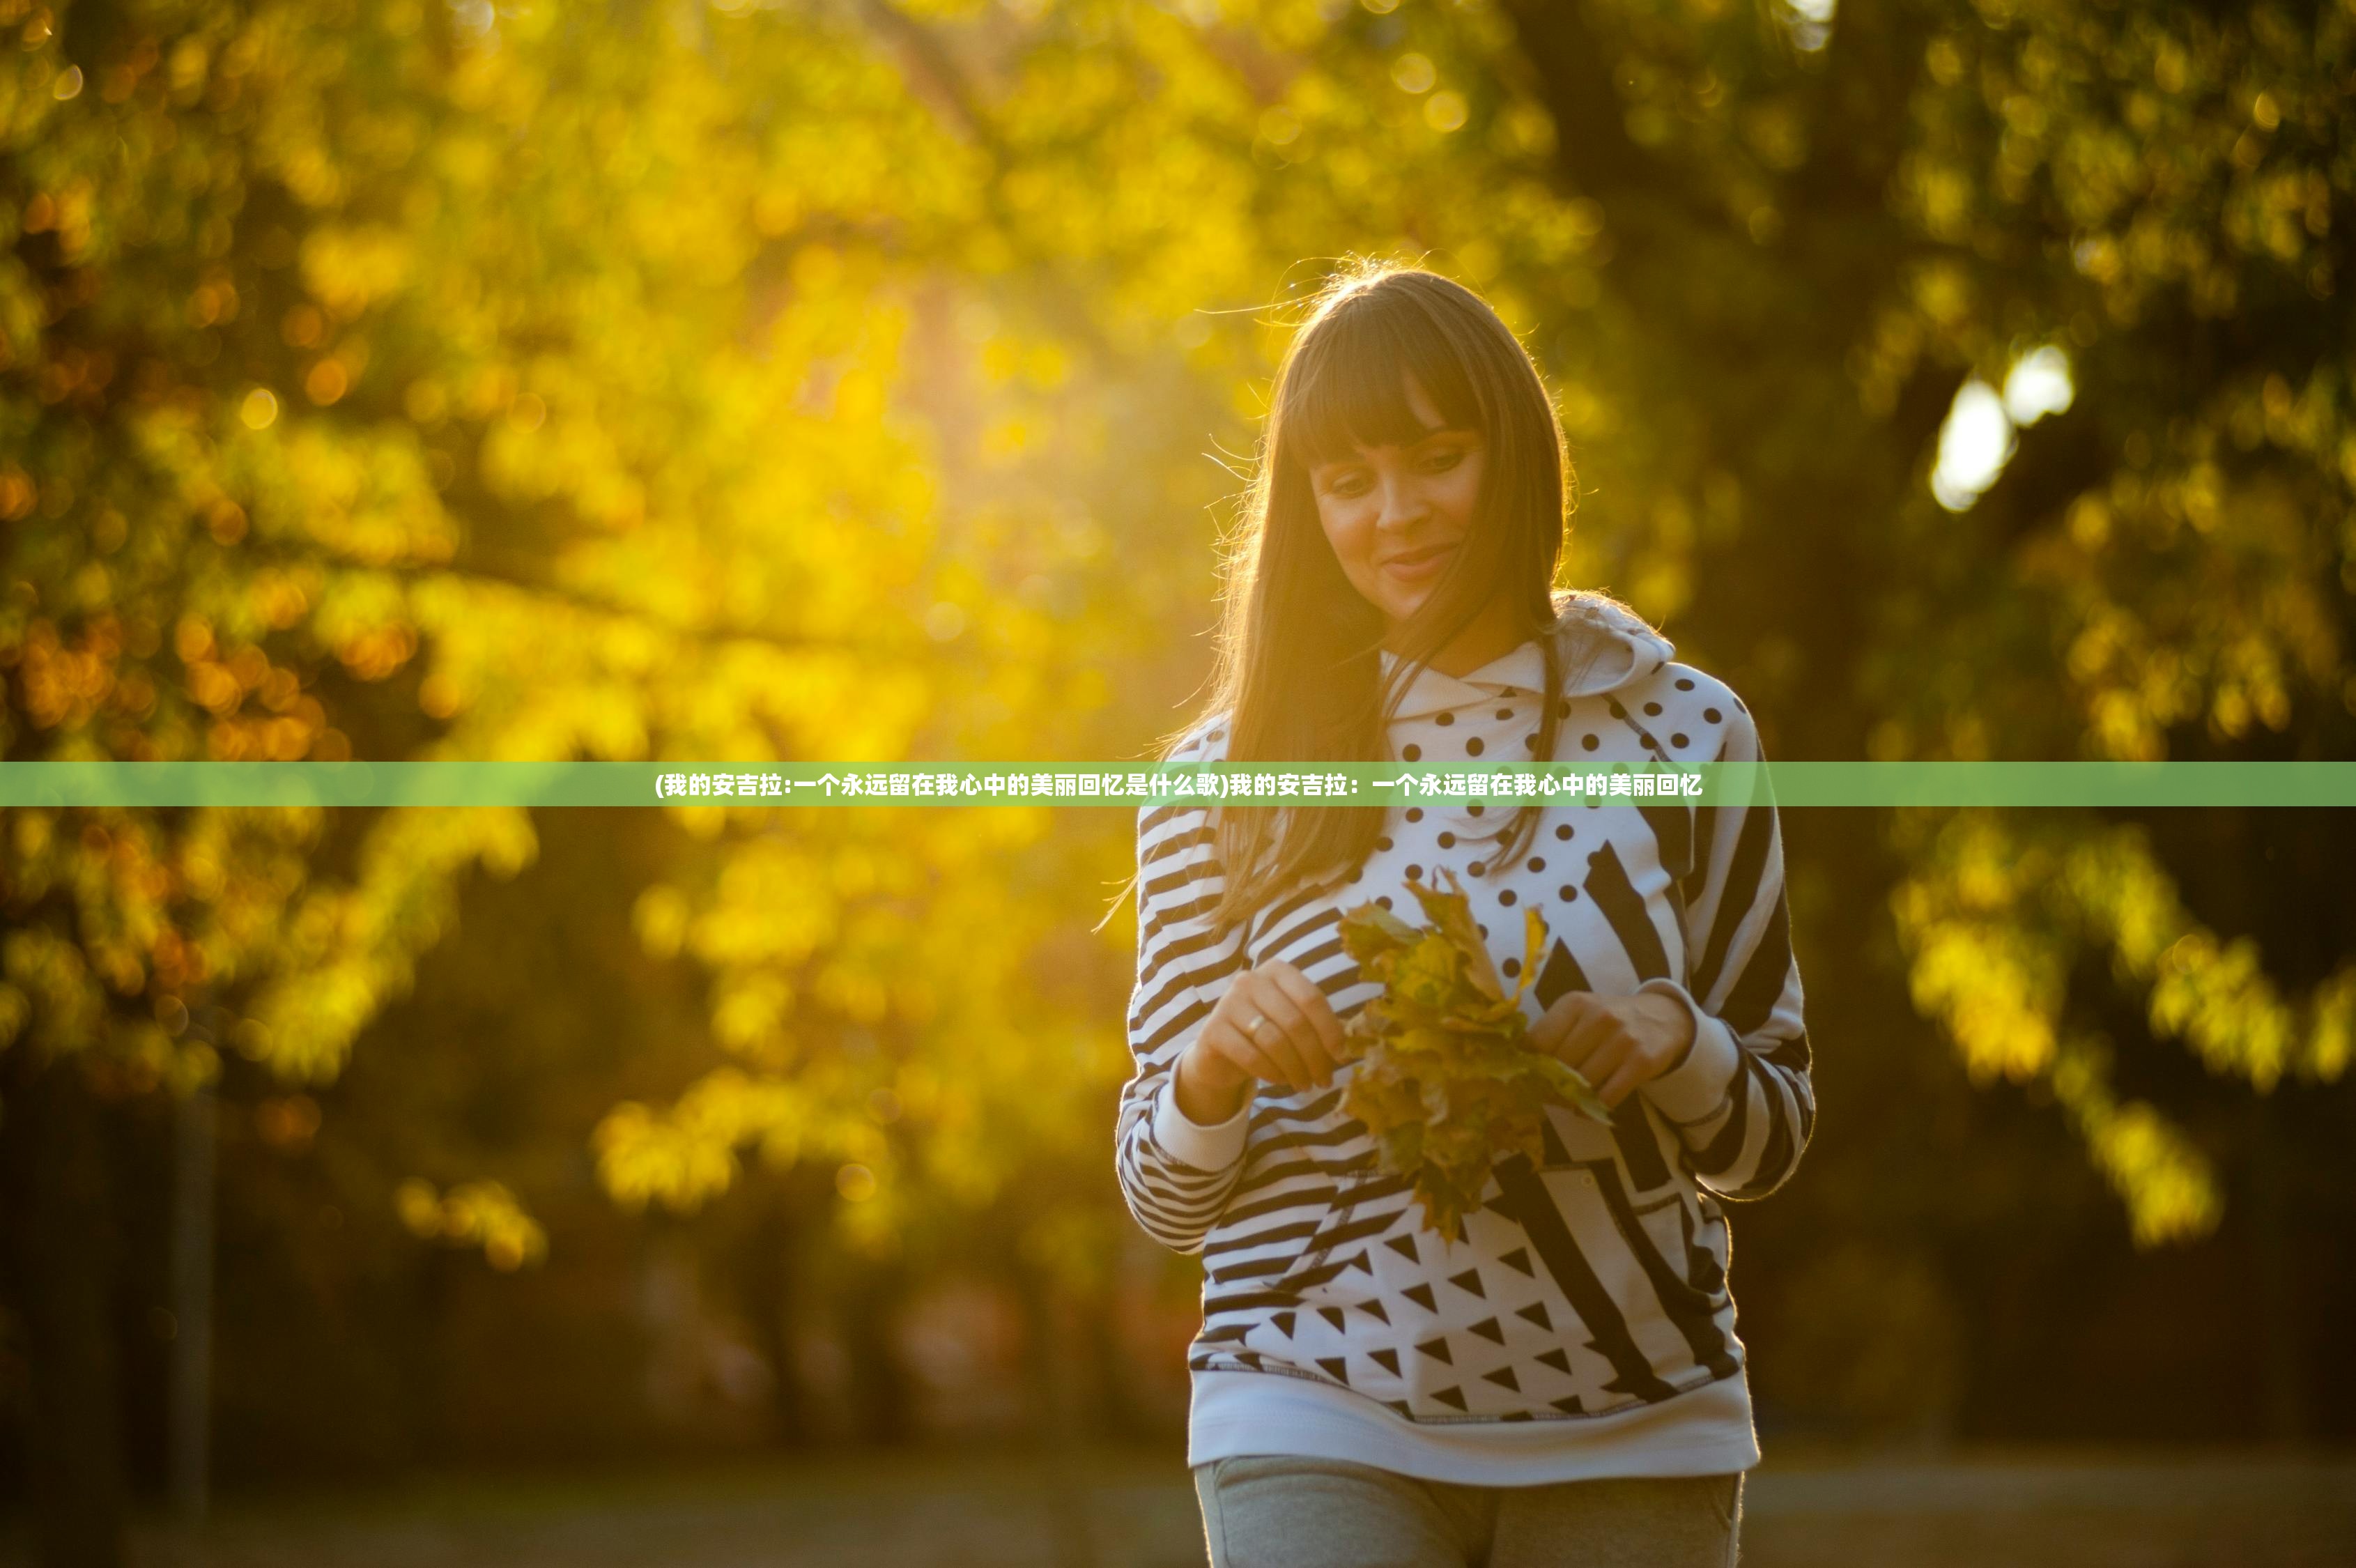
[
  {"left": 1633, "top": 699, "right": 1815, "bottom": 1200},
  {"left": 1112, "top": 742, "right": 1254, "bottom": 1254}
]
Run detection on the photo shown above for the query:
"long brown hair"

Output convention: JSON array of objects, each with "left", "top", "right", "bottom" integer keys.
[{"left": 1114, "top": 261, "right": 1596, "bottom": 943}]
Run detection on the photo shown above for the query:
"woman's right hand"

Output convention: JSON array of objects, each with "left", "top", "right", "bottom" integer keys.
[{"left": 1171, "top": 960, "right": 1348, "bottom": 1125}]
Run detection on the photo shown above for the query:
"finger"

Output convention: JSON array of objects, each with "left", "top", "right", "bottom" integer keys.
[
  {"left": 1215, "top": 1031, "right": 1289, "bottom": 1089},
  {"left": 1268, "top": 964, "right": 1348, "bottom": 1063},
  {"left": 1218, "top": 1010, "right": 1304, "bottom": 1092},
  {"left": 1211, "top": 994, "right": 1288, "bottom": 1084},
  {"left": 1533, "top": 994, "right": 1601, "bottom": 1059},
  {"left": 1553, "top": 1010, "right": 1617, "bottom": 1071},
  {"left": 1595, "top": 1054, "right": 1653, "bottom": 1109},
  {"left": 1272, "top": 967, "right": 1347, "bottom": 1066},
  {"left": 1575, "top": 1033, "right": 1632, "bottom": 1094},
  {"left": 1249, "top": 983, "right": 1333, "bottom": 1089},
  {"left": 1271, "top": 1017, "right": 1331, "bottom": 1091}
]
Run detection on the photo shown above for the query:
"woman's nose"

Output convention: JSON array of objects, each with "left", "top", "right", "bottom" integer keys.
[{"left": 1373, "top": 468, "right": 1426, "bottom": 528}]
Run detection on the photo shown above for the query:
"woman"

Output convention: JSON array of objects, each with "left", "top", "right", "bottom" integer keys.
[{"left": 1112, "top": 265, "right": 1812, "bottom": 1568}]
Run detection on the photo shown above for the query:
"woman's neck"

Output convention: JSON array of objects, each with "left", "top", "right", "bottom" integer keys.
[{"left": 1388, "top": 600, "right": 1532, "bottom": 679}]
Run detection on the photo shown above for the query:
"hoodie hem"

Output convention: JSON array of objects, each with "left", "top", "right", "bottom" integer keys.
[{"left": 1187, "top": 1364, "right": 1760, "bottom": 1485}]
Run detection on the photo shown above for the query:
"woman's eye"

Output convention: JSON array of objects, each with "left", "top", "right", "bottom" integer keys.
[{"left": 1424, "top": 449, "right": 1464, "bottom": 472}]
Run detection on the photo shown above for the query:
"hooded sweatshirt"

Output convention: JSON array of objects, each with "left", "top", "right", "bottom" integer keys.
[{"left": 1114, "top": 589, "right": 1813, "bottom": 1485}]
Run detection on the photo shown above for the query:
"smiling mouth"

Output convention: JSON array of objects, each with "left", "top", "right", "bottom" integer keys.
[{"left": 1383, "top": 541, "right": 1458, "bottom": 571}]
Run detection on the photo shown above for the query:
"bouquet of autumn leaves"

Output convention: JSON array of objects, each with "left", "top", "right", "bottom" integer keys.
[{"left": 1337, "top": 867, "right": 1612, "bottom": 1241}]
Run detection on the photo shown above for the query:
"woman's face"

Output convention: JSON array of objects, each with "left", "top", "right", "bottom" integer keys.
[{"left": 1306, "top": 374, "right": 1488, "bottom": 634}]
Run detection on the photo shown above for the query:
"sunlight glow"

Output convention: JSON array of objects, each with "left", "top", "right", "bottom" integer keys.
[
  {"left": 1932, "top": 346, "right": 2075, "bottom": 512},
  {"left": 2003, "top": 345, "right": 2075, "bottom": 425},
  {"left": 1782, "top": 0, "right": 1837, "bottom": 51},
  {"left": 1931, "top": 381, "right": 2015, "bottom": 512}
]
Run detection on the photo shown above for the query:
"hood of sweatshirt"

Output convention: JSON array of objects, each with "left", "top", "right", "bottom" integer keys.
[{"left": 1376, "top": 589, "right": 1676, "bottom": 723}]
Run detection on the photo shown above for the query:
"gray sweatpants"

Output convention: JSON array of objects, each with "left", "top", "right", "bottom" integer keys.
[{"left": 1193, "top": 1455, "right": 1742, "bottom": 1568}]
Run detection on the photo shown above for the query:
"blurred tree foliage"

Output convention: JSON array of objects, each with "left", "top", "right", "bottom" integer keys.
[{"left": 2, "top": 0, "right": 2353, "bottom": 1560}]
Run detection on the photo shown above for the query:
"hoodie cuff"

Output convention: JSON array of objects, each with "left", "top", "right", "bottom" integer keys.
[
  {"left": 1635, "top": 976, "right": 1742, "bottom": 1126},
  {"left": 1151, "top": 1076, "right": 1252, "bottom": 1173}
]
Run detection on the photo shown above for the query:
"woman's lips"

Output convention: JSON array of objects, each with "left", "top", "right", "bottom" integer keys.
[{"left": 1382, "top": 543, "right": 1457, "bottom": 585}]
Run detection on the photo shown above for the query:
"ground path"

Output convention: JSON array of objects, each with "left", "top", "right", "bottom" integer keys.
[{"left": 9, "top": 1447, "right": 2351, "bottom": 1567}]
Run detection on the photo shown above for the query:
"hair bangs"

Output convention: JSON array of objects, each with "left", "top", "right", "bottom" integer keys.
[{"left": 1282, "top": 289, "right": 1486, "bottom": 470}]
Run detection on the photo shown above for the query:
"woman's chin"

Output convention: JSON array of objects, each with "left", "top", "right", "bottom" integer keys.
[{"left": 1391, "top": 584, "right": 1444, "bottom": 623}]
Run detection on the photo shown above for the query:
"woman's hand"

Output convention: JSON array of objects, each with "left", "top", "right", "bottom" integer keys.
[
  {"left": 1172, "top": 960, "right": 1348, "bottom": 1125},
  {"left": 1529, "top": 989, "right": 1697, "bottom": 1111}
]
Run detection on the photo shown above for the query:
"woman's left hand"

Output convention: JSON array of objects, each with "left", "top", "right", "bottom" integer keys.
[{"left": 1528, "top": 990, "right": 1697, "bottom": 1111}]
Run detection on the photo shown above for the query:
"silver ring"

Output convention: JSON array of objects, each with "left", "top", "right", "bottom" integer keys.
[{"left": 1246, "top": 1013, "right": 1269, "bottom": 1040}]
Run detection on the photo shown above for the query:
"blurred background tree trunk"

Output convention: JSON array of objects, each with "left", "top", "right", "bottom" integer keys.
[
  {"left": 3, "top": 1050, "right": 129, "bottom": 1568},
  {"left": 840, "top": 1257, "right": 913, "bottom": 1447}
]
